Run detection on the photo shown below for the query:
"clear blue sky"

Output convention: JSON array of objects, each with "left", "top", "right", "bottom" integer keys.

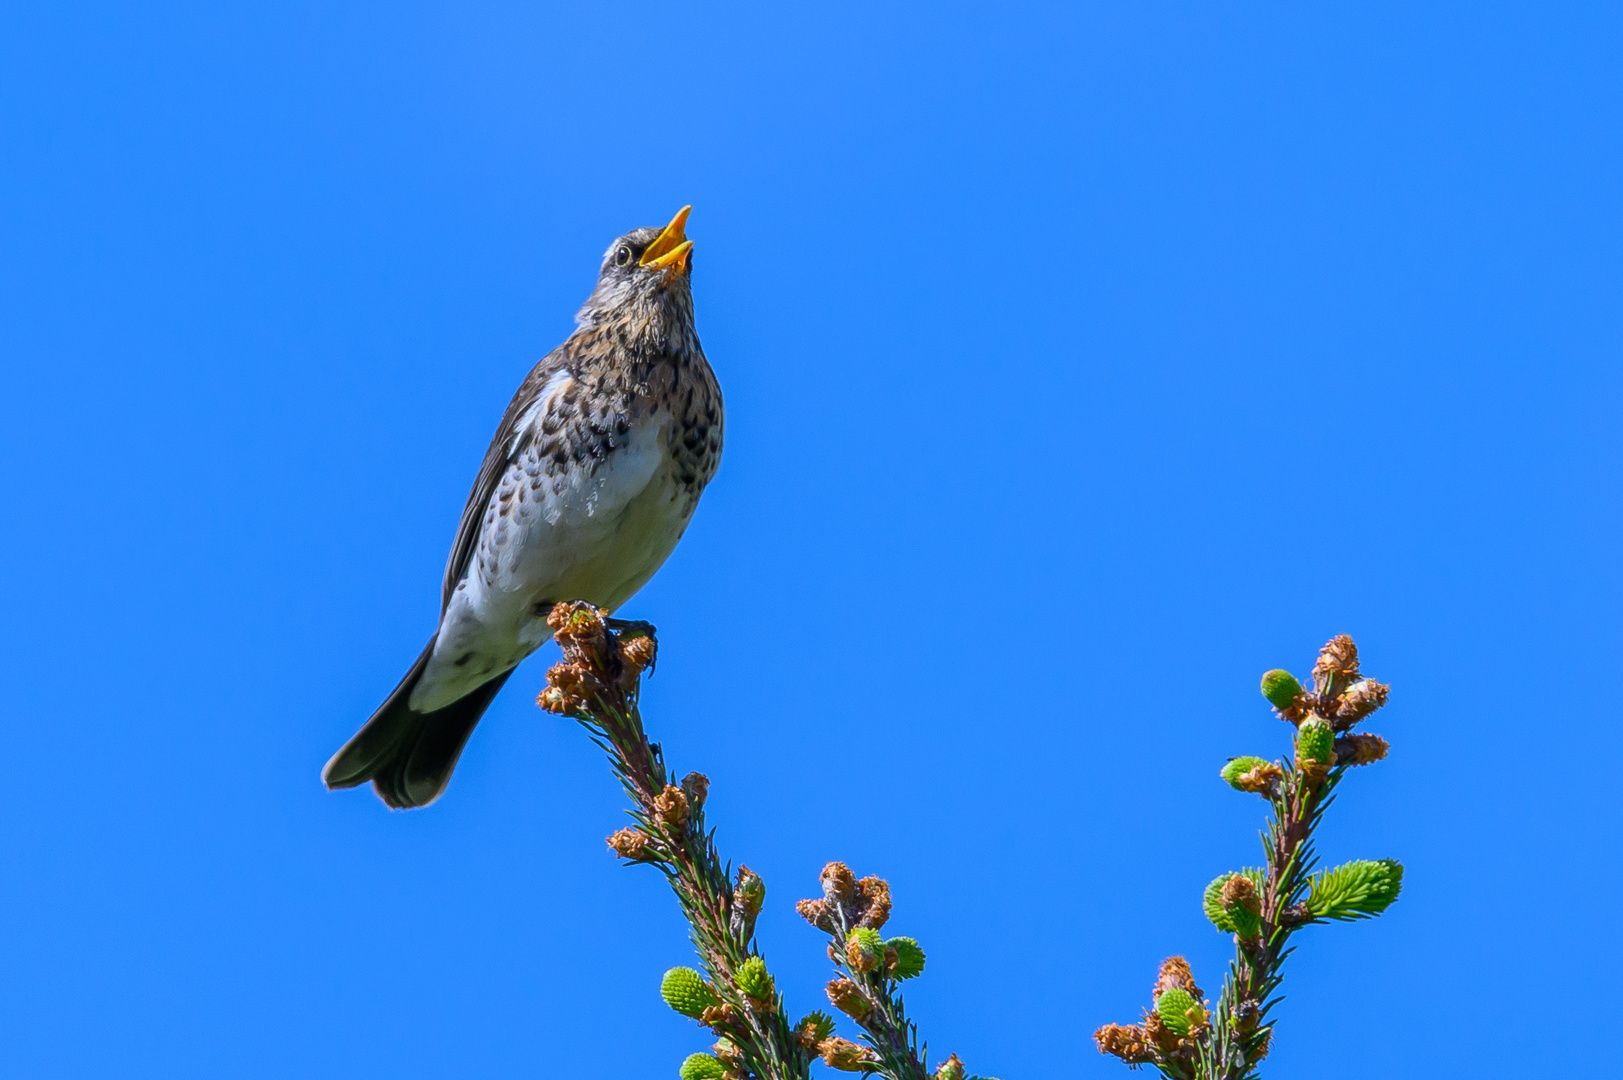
[{"left": 1, "top": 3, "right": 1618, "bottom": 1077}]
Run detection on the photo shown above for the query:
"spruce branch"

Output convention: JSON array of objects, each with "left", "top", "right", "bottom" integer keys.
[
  {"left": 537, "top": 602, "right": 810, "bottom": 1080},
  {"left": 795, "top": 865, "right": 931, "bottom": 1080},
  {"left": 539, "top": 603, "right": 992, "bottom": 1080},
  {"left": 1095, "top": 634, "right": 1403, "bottom": 1079}
]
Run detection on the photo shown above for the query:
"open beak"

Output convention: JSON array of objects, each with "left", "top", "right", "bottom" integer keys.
[{"left": 639, "top": 205, "right": 694, "bottom": 276}]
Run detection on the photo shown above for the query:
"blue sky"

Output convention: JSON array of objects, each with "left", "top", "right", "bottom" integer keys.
[{"left": 1, "top": 2, "right": 1618, "bottom": 1077}]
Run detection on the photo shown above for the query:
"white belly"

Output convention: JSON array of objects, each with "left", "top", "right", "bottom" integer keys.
[{"left": 409, "top": 415, "right": 697, "bottom": 711}]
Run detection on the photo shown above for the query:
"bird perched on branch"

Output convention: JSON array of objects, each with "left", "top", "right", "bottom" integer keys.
[{"left": 323, "top": 207, "right": 723, "bottom": 808}]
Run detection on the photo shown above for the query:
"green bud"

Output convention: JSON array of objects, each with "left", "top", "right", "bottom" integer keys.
[
  {"left": 680, "top": 1053, "right": 728, "bottom": 1080},
  {"left": 1260, "top": 669, "right": 1302, "bottom": 709},
  {"left": 1296, "top": 718, "right": 1335, "bottom": 765},
  {"left": 1307, "top": 859, "right": 1403, "bottom": 921},
  {"left": 846, "top": 927, "right": 885, "bottom": 972},
  {"left": 1202, "top": 869, "right": 1266, "bottom": 933},
  {"left": 661, "top": 967, "right": 719, "bottom": 1018},
  {"left": 1155, "top": 987, "right": 1198, "bottom": 1036},
  {"left": 885, "top": 936, "right": 926, "bottom": 979},
  {"left": 1220, "top": 756, "right": 1272, "bottom": 790},
  {"left": 736, "top": 955, "right": 774, "bottom": 1001},
  {"left": 1202, "top": 875, "right": 1231, "bottom": 931}
]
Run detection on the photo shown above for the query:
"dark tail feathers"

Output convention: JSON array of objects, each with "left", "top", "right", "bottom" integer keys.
[{"left": 322, "top": 636, "right": 514, "bottom": 809}]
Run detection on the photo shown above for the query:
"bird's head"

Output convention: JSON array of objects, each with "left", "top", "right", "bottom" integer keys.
[{"left": 575, "top": 206, "right": 696, "bottom": 335}]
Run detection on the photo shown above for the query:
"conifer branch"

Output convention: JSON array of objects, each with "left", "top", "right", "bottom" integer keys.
[
  {"left": 1094, "top": 635, "right": 1403, "bottom": 1079},
  {"left": 537, "top": 603, "right": 809, "bottom": 1080},
  {"left": 794, "top": 864, "right": 932, "bottom": 1080},
  {"left": 538, "top": 603, "right": 993, "bottom": 1080}
]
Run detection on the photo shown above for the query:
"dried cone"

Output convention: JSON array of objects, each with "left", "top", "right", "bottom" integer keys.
[
  {"left": 1312, "top": 634, "right": 1360, "bottom": 695},
  {"left": 548, "top": 600, "right": 607, "bottom": 650},
  {"left": 537, "top": 648, "right": 598, "bottom": 713},
  {"left": 654, "top": 784, "right": 689, "bottom": 827},
  {"left": 795, "top": 897, "right": 834, "bottom": 931},
  {"left": 619, "top": 632, "right": 657, "bottom": 676},
  {"left": 682, "top": 771, "right": 711, "bottom": 808},
  {"left": 1143, "top": 1011, "right": 1182, "bottom": 1055},
  {"left": 1336, "top": 678, "right": 1389, "bottom": 723},
  {"left": 818, "top": 1037, "right": 871, "bottom": 1072},
  {"left": 536, "top": 684, "right": 580, "bottom": 716},
  {"left": 826, "top": 978, "right": 871, "bottom": 1020},
  {"left": 821, "top": 862, "right": 856, "bottom": 902},
  {"left": 698, "top": 1003, "right": 742, "bottom": 1035},
  {"left": 1154, "top": 956, "right": 1203, "bottom": 1000},
  {"left": 1093, "top": 1023, "right": 1155, "bottom": 1064},
  {"left": 854, "top": 876, "right": 892, "bottom": 929},
  {"left": 607, "top": 827, "right": 651, "bottom": 860},
  {"left": 1339, "top": 732, "right": 1390, "bottom": 766},
  {"left": 936, "top": 1054, "right": 966, "bottom": 1080},
  {"left": 548, "top": 659, "right": 593, "bottom": 697}
]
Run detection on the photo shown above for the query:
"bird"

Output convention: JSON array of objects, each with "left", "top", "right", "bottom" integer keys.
[{"left": 322, "top": 206, "right": 723, "bottom": 809}]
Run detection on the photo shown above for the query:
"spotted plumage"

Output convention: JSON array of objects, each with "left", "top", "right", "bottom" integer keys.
[{"left": 323, "top": 208, "right": 722, "bottom": 808}]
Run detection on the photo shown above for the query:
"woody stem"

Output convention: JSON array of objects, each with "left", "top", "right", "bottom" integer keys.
[
  {"left": 824, "top": 909, "right": 930, "bottom": 1080},
  {"left": 584, "top": 623, "right": 812, "bottom": 1080},
  {"left": 1199, "top": 765, "right": 1341, "bottom": 1080}
]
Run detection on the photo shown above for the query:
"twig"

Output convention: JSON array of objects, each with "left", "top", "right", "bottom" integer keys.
[
  {"left": 538, "top": 602, "right": 811, "bottom": 1080},
  {"left": 795, "top": 864, "right": 932, "bottom": 1080},
  {"left": 1095, "top": 635, "right": 1403, "bottom": 1079}
]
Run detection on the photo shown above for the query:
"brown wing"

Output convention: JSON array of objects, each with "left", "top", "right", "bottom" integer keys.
[{"left": 438, "top": 346, "right": 574, "bottom": 613}]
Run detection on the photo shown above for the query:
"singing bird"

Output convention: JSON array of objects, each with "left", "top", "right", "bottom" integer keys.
[{"left": 323, "top": 207, "right": 723, "bottom": 808}]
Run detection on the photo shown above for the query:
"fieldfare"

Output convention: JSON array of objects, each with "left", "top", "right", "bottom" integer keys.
[{"left": 323, "top": 207, "right": 723, "bottom": 808}]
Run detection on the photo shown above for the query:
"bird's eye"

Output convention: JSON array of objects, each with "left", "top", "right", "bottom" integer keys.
[{"left": 614, "top": 245, "right": 633, "bottom": 267}]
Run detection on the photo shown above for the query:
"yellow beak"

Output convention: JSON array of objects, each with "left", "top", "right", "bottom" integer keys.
[{"left": 639, "top": 205, "right": 694, "bottom": 275}]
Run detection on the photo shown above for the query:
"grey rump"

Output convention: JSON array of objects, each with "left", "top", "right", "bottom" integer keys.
[{"left": 323, "top": 207, "right": 722, "bottom": 808}]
